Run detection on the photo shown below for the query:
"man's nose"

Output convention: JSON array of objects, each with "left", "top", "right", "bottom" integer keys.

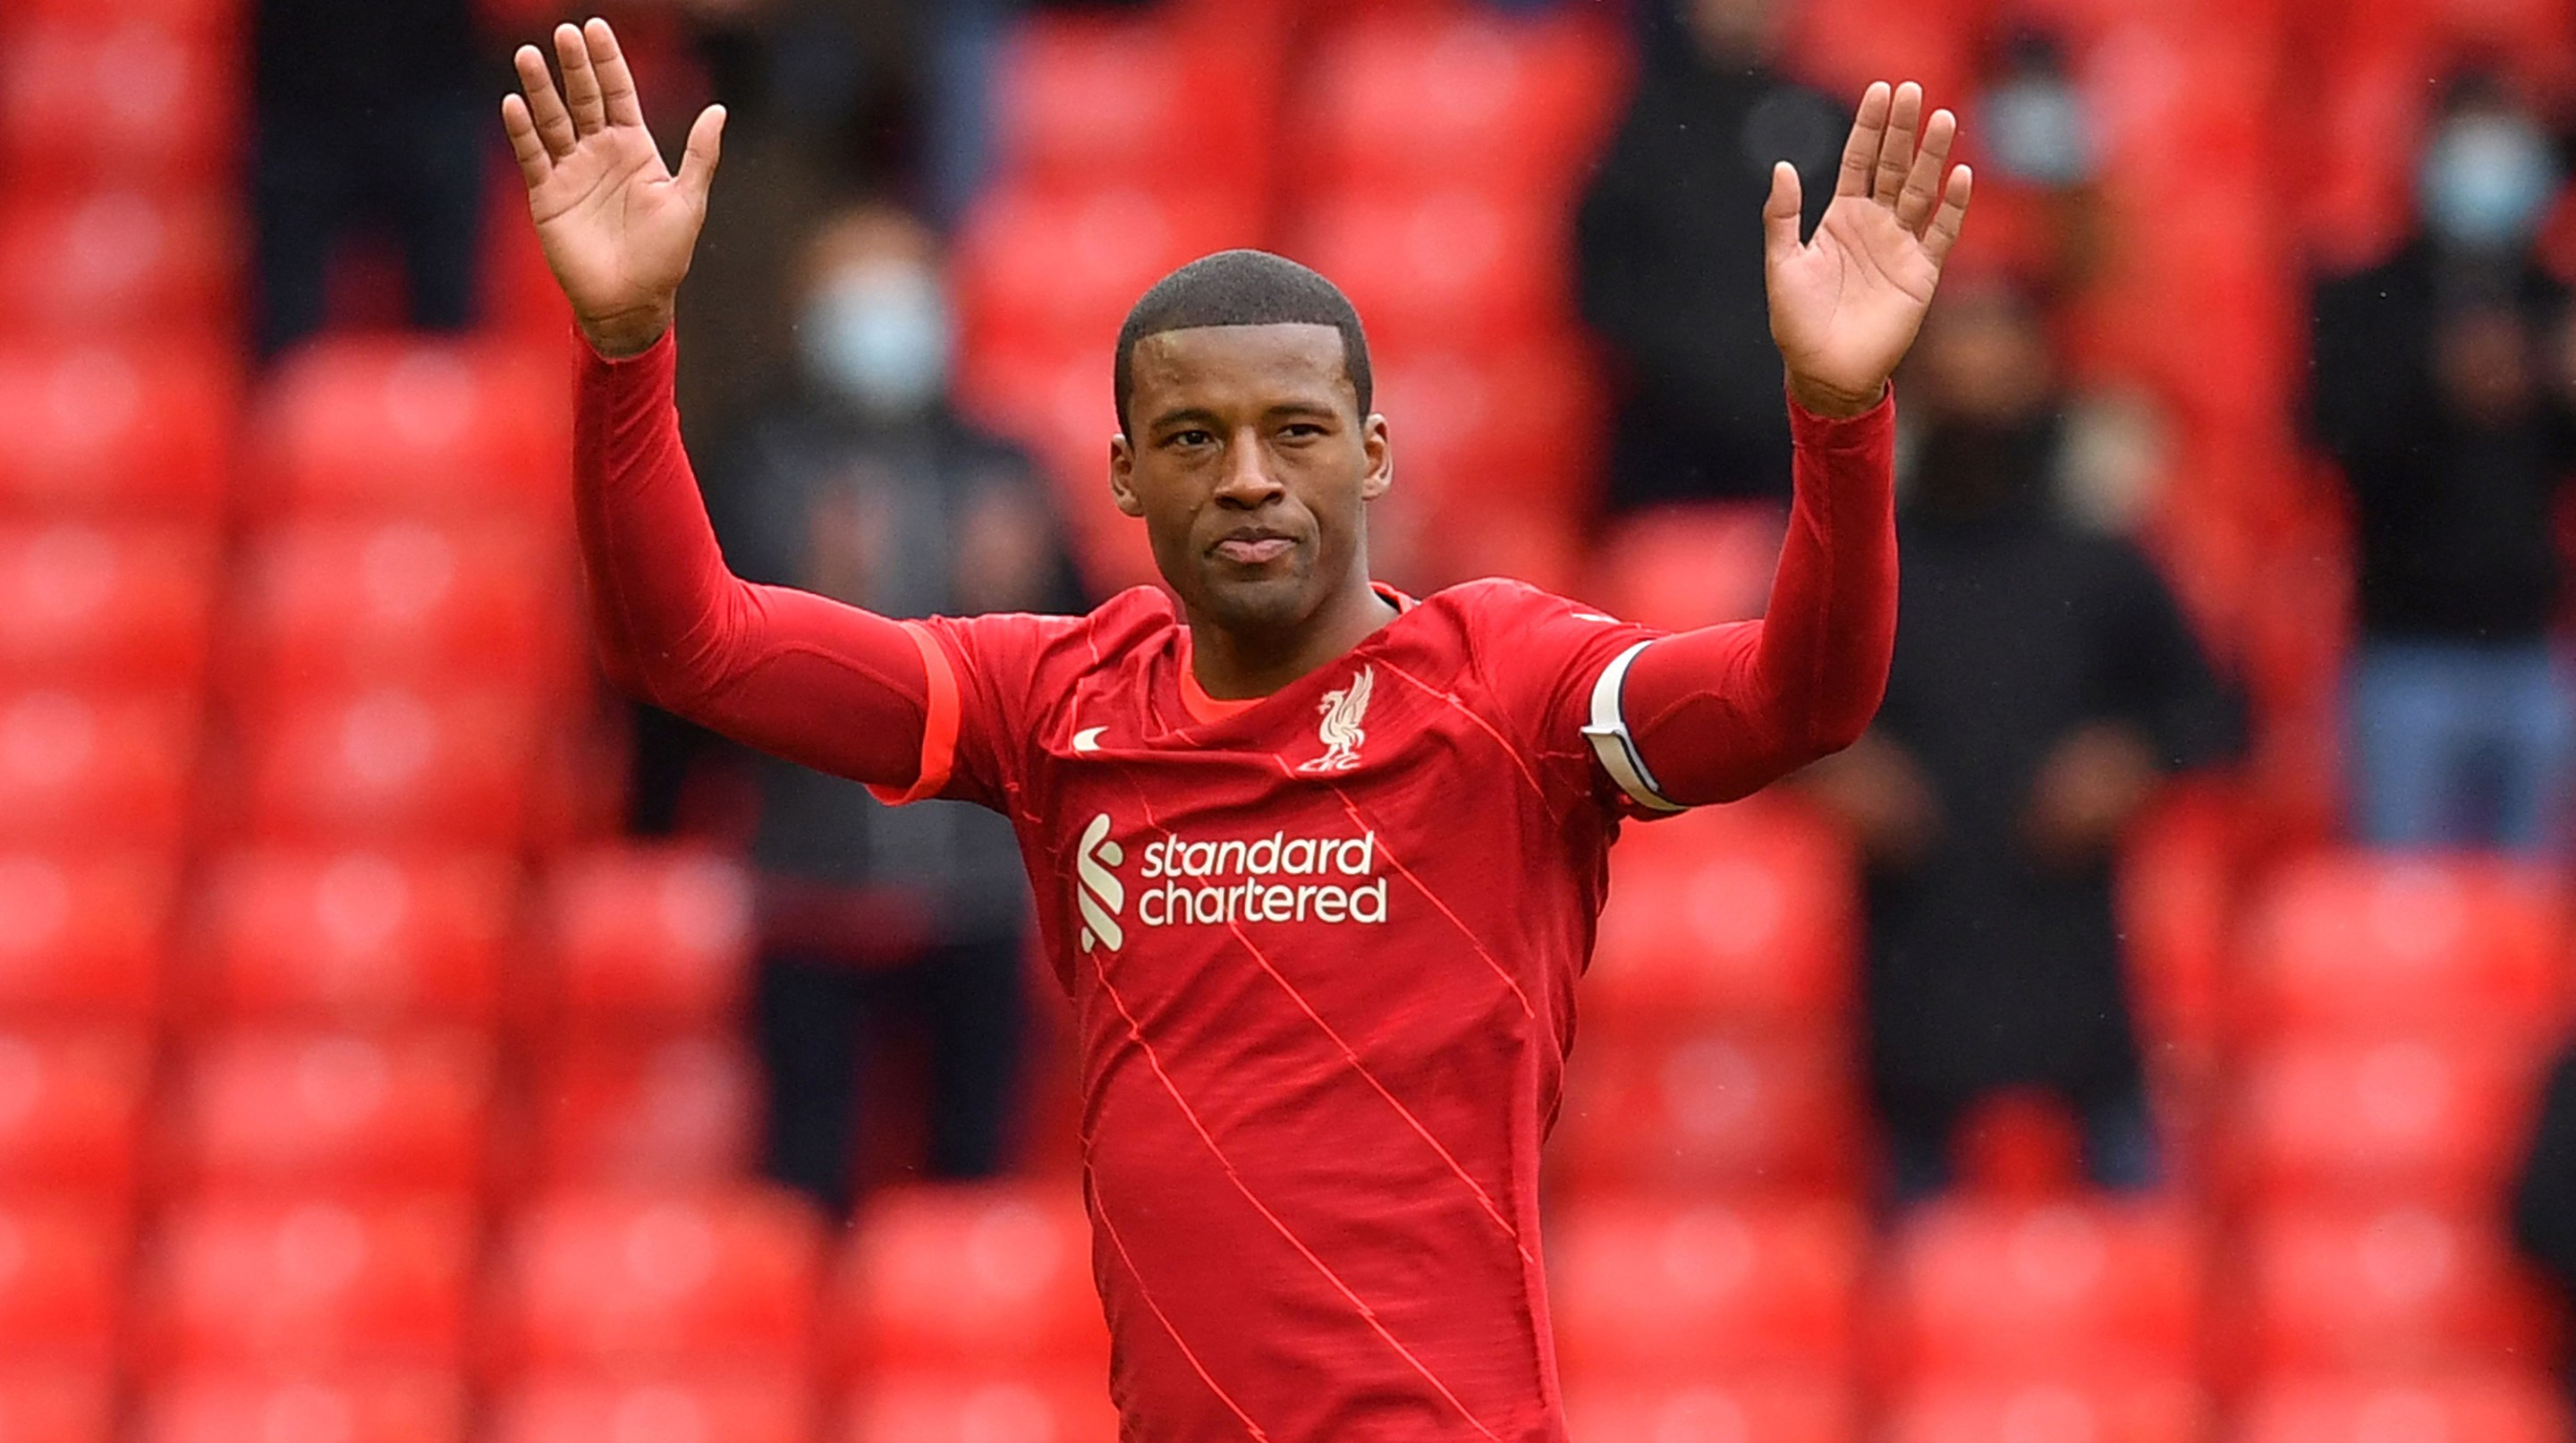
[{"left": 1213, "top": 427, "right": 1284, "bottom": 507}]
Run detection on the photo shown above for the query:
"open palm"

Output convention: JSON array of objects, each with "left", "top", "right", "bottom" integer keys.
[
  {"left": 502, "top": 19, "right": 724, "bottom": 358},
  {"left": 1767, "top": 81, "right": 1972, "bottom": 416}
]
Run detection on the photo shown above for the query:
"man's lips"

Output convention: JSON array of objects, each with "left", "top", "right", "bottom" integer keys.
[{"left": 1214, "top": 536, "right": 1293, "bottom": 564}]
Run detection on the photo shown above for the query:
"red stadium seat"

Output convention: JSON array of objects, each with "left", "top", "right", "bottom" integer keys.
[
  {"left": 3, "top": 0, "right": 238, "bottom": 38},
  {"left": 138, "top": 1370, "right": 468, "bottom": 1443},
  {"left": 1558, "top": 1377, "right": 1854, "bottom": 1443},
  {"left": 1364, "top": 338, "right": 1602, "bottom": 508},
  {"left": 0, "top": 342, "right": 234, "bottom": 519},
  {"left": 953, "top": 185, "right": 1263, "bottom": 357},
  {"left": 234, "top": 688, "right": 547, "bottom": 848},
  {"left": 190, "top": 850, "right": 519, "bottom": 1026},
  {"left": 0, "top": 1197, "right": 123, "bottom": 1365},
  {"left": 0, "top": 1372, "right": 112, "bottom": 1443},
  {"left": 0, "top": 1029, "right": 149, "bottom": 1199},
  {"left": 1587, "top": 799, "right": 1859, "bottom": 1026},
  {"left": 0, "top": 524, "right": 216, "bottom": 688},
  {"left": 1548, "top": 1196, "right": 1864, "bottom": 1377},
  {"left": 0, "top": 850, "right": 174, "bottom": 1016},
  {"left": 1881, "top": 1377, "right": 2207, "bottom": 1443},
  {"left": 832, "top": 1184, "right": 1107, "bottom": 1374},
  {"left": 533, "top": 847, "right": 754, "bottom": 1035},
  {"left": 249, "top": 338, "right": 570, "bottom": 521},
  {"left": 486, "top": 1187, "right": 825, "bottom": 1372},
  {"left": 2234, "top": 1205, "right": 2558, "bottom": 1373},
  {"left": 2223, "top": 1035, "right": 2535, "bottom": 1202},
  {"left": 2233, "top": 853, "right": 2564, "bottom": 1046},
  {"left": 522, "top": 1035, "right": 760, "bottom": 1189},
  {"left": 490, "top": 1371, "right": 816, "bottom": 1443},
  {"left": 1880, "top": 1199, "right": 2203, "bottom": 1381},
  {"left": 991, "top": 13, "right": 1267, "bottom": 199},
  {"left": 1301, "top": 10, "right": 1628, "bottom": 198},
  {"left": 1553, "top": 1027, "right": 1863, "bottom": 1194},
  {"left": 133, "top": 1193, "right": 478, "bottom": 1370},
  {"left": 1588, "top": 505, "right": 1786, "bottom": 633},
  {"left": 229, "top": 520, "right": 578, "bottom": 698},
  {"left": 2234, "top": 1371, "right": 2570, "bottom": 1443},
  {"left": 1781, "top": 0, "right": 1975, "bottom": 106},
  {"left": 1287, "top": 192, "right": 1573, "bottom": 352},
  {"left": 844, "top": 1370, "right": 1119, "bottom": 1443},
  {"left": 0, "top": 22, "right": 238, "bottom": 196},
  {"left": 163, "top": 1030, "right": 496, "bottom": 1190},
  {"left": 0, "top": 191, "right": 237, "bottom": 337},
  {"left": 0, "top": 689, "right": 198, "bottom": 849}
]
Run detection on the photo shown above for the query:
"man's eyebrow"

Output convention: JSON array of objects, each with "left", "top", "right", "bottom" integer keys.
[
  {"left": 1146, "top": 406, "right": 1223, "bottom": 433},
  {"left": 1266, "top": 400, "right": 1340, "bottom": 421}
]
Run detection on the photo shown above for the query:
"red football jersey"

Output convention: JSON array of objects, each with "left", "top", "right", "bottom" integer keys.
[{"left": 877, "top": 578, "right": 1662, "bottom": 1442}]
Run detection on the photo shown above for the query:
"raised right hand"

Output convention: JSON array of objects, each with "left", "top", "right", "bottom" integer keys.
[{"left": 503, "top": 17, "right": 724, "bottom": 359}]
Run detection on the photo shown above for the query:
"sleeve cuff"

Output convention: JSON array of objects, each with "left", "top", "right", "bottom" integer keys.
[
  {"left": 1787, "top": 380, "right": 1895, "bottom": 452},
  {"left": 864, "top": 621, "right": 961, "bottom": 806},
  {"left": 575, "top": 323, "right": 676, "bottom": 378}
]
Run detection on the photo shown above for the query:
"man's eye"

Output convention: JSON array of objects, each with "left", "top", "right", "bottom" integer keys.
[
  {"left": 1280, "top": 424, "right": 1325, "bottom": 440},
  {"left": 1166, "top": 429, "right": 1214, "bottom": 448}
]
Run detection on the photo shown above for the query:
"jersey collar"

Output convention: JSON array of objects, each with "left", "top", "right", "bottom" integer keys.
[{"left": 1177, "top": 583, "right": 1414, "bottom": 726}]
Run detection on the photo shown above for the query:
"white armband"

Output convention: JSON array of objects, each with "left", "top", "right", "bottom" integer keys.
[{"left": 1580, "top": 640, "right": 1686, "bottom": 813}]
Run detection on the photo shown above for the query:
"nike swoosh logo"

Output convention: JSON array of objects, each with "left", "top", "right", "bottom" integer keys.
[
  {"left": 1072, "top": 726, "right": 1106, "bottom": 753},
  {"left": 1573, "top": 612, "right": 1620, "bottom": 624}
]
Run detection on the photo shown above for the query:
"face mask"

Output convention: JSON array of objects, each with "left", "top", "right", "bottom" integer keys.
[
  {"left": 1982, "top": 75, "right": 2094, "bottom": 187},
  {"left": 800, "top": 264, "right": 952, "bottom": 417},
  {"left": 2419, "top": 114, "right": 2561, "bottom": 251}
]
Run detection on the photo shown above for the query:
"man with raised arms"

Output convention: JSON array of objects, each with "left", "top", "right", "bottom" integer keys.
[{"left": 504, "top": 19, "right": 1967, "bottom": 1440}]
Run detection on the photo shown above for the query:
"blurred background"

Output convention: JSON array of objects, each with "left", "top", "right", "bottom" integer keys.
[{"left": 9, "top": 0, "right": 2576, "bottom": 1439}]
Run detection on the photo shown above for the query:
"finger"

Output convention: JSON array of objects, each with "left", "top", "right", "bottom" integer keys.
[
  {"left": 1897, "top": 108, "right": 1957, "bottom": 234},
  {"left": 555, "top": 21, "right": 606, "bottom": 135},
  {"left": 1874, "top": 81, "right": 1923, "bottom": 206},
  {"left": 1836, "top": 81, "right": 1892, "bottom": 198},
  {"left": 501, "top": 93, "right": 552, "bottom": 188},
  {"left": 1763, "top": 161, "right": 1804, "bottom": 272},
  {"left": 676, "top": 105, "right": 728, "bottom": 205},
  {"left": 513, "top": 44, "right": 578, "bottom": 159},
  {"left": 585, "top": 16, "right": 646, "bottom": 129},
  {"left": 1924, "top": 165, "right": 1974, "bottom": 267}
]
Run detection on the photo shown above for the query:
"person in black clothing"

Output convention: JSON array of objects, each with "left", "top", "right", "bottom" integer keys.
[
  {"left": 715, "top": 202, "right": 1086, "bottom": 1214},
  {"left": 1576, "top": 0, "right": 1847, "bottom": 506},
  {"left": 251, "top": 0, "right": 487, "bottom": 358},
  {"left": 2309, "top": 73, "right": 2576, "bottom": 854},
  {"left": 1800, "top": 279, "right": 2241, "bottom": 1199}
]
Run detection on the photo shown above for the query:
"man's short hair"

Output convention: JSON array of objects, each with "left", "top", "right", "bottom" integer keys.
[{"left": 1113, "top": 250, "right": 1373, "bottom": 435}]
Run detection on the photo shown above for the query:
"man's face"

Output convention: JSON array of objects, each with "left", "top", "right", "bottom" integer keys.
[{"left": 1111, "top": 323, "right": 1390, "bottom": 635}]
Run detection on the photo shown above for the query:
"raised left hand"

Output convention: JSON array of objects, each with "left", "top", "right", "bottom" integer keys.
[{"left": 1767, "top": 81, "right": 1973, "bottom": 417}]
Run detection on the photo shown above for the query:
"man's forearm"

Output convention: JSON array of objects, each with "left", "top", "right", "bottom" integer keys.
[
  {"left": 1620, "top": 388, "right": 1899, "bottom": 804},
  {"left": 572, "top": 327, "right": 934, "bottom": 787}
]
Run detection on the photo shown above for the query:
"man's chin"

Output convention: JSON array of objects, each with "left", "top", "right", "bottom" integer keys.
[{"left": 1196, "top": 567, "right": 1314, "bottom": 633}]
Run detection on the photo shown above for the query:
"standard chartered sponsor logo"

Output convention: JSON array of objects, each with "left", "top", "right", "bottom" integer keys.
[
  {"left": 1074, "top": 813, "right": 1125, "bottom": 953},
  {"left": 1070, "top": 814, "right": 1391, "bottom": 950},
  {"left": 1137, "top": 826, "right": 1387, "bottom": 927}
]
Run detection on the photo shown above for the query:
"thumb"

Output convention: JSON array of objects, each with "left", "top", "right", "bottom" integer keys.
[
  {"left": 676, "top": 104, "right": 726, "bottom": 204},
  {"left": 1763, "top": 161, "right": 1804, "bottom": 273}
]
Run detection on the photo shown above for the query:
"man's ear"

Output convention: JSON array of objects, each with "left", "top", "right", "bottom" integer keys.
[
  {"left": 1109, "top": 433, "right": 1145, "bottom": 518},
  {"left": 1360, "top": 413, "right": 1394, "bottom": 502}
]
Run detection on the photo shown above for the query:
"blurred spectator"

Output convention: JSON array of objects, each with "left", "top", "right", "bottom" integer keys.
[
  {"left": 1964, "top": 29, "right": 2108, "bottom": 289},
  {"left": 1800, "top": 279, "right": 2240, "bottom": 1201},
  {"left": 1577, "top": 0, "right": 1844, "bottom": 506},
  {"left": 2309, "top": 74, "right": 2576, "bottom": 855},
  {"left": 2514, "top": 1037, "right": 2576, "bottom": 1402},
  {"left": 713, "top": 201, "right": 1085, "bottom": 1214},
  {"left": 251, "top": 0, "right": 487, "bottom": 358}
]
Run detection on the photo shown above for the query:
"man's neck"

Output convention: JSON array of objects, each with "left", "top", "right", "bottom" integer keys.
[{"left": 1187, "top": 579, "right": 1399, "bottom": 700}]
